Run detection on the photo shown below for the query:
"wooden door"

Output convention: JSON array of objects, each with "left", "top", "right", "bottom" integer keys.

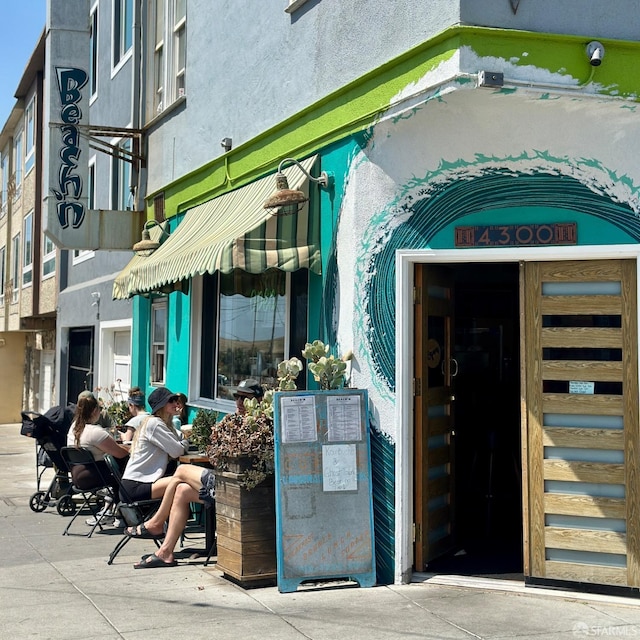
[
  {"left": 523, "top": 259, "right": 640, "bottom": 587},
  {"left": 414, "top": 264, "right": 456, "bottom": 570}
]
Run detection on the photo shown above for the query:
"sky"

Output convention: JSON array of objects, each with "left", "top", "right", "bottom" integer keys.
[{"left": 0, "top": 2, "right": 47, "bottom": 128}]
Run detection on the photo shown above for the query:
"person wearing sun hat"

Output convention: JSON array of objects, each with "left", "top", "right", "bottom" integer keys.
[
  {"left": 120, "top": 387, "right": 189, "bottom": 503},
  {"left": 233, "top": 379, "right": 264, "bottom": 415}
]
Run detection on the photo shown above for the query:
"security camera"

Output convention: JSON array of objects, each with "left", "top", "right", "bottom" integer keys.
[
  {"left": 221, "top": 137, "right": 232, "bottom": 152},
  {"left": 586, "top": 41, "right": 605, "bottom": 67}
]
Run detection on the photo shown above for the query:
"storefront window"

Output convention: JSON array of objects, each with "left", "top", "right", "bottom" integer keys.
[{"left": 198, "top": 269, "right": 308, "bottom": 402}]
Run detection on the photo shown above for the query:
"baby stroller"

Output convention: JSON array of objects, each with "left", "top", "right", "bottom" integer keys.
[{"left": 21, "top": 404, "right": 77, "bottom": 515}]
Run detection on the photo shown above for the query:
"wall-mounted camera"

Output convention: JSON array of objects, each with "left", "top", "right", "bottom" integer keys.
[{"left": 586, "top": 41, "right": 605, "bottom": 67}]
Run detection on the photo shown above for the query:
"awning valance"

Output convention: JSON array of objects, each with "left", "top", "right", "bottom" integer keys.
[{"left": 113, "top": 156, "right": 321, "bottom": 299}]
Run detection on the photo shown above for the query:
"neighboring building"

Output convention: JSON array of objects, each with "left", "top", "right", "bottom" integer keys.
[
  {"left": 0, "top": 33, "right": 57, "bottom": 420},
  {"left": 44, "top": 0, "right": 144, "bottom": 408}
]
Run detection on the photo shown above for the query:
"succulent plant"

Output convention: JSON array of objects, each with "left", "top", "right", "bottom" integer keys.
[{"left": 301, "top": 340, "right": 351, "bottom": 390}]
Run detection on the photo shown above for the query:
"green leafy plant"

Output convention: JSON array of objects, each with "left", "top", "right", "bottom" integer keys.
[
  {"left": 95, "top": 382, "right": 131, "bottom": 426},
  {"left": 190, "top": 408, "right": 219, "bottom": 452},
  {"left": 301, "top": 340, "right": 352, "bottom": 390}
]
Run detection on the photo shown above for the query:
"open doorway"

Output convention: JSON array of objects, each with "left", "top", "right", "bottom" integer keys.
[{"left": 418, "top": 262, "right": 523, "bottom": 578}]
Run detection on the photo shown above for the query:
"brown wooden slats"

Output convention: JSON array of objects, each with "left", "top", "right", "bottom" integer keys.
[
  {"left": 427, "top": 415, "right": 450, "bottom": 438},
  {"left": 427, "top": 504, "right": 450, "bottom": 531},
  {"left": 544, "top": 561, "right": 627, "bottom": 585},
  {"left": 544, "top": 493, "right": 626, "bottom": 518},
  {"left": 542, "top": 427, "right": 624, "bottom": 450},
  {"left": 543, "top": 459, "right": 624, "bottom": 484},
  {"left": 539, "top": 260, "right": 622, "bottom": 282},
  {"left": 545, "top": 527, "right": 626, "bottom": 554},
  {"left": 427, "top": 297, "right": 449, "bottom": 317},
  {"left": 541, "top": 327, "right": 622, "bottom": 348},
  {"left": 428, "top": 445, "right": 451, "bottom": 469},
  {"left": 543, "top": 393, "right": 623, "bottom": 415},
  {"left": 525, "top": 262, "right": 546, "bottom": 575},
  {"left": 540, "top": 295, "right": 622, "bottom": 315},
  {"left": 622, "top": 260, "right": 640, "bottom": 585},
  {"left": 427, "top": 474, "right": 450, "bottom": 500},
  {"left": 542, "top": 360, "right": 623, "bottom": 382}
]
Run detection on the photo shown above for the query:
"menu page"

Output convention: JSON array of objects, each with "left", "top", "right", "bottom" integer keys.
[
  {"left": 280, "top": 395, "right": 317, "bottom": 443},
  {"left": 326, "top": 394, "right": 362, "bottom": 442}
]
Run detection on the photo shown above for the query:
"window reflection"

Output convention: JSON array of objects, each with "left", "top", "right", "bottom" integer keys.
[{"left": 216, "top": 271, "right": 286, "bottom": 400}]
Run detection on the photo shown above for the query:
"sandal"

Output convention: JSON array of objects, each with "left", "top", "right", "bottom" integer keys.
[
  {"left": 134, "top": 553, "right": 177, "bottom": 569},
  {"left": 125, "top": 522, "right": 163, "bottom": 538}
]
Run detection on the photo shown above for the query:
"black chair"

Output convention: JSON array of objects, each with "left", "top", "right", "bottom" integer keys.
[
  {"left": 59, "top": 447, "right": 117, "bottom": 537},
  {"left": 103, "top": 454, "right": 163, "bottom": 565}
]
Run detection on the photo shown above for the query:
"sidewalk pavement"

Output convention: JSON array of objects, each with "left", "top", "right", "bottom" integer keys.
[{"left": 3, "top": 423, "right": 640, "bottom": 640}]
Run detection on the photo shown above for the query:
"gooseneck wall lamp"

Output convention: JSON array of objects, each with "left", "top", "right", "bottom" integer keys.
[
  {"left": 132, "top": 220, "right": 170, "bottom": 257},
  {"left": 263, "top": 157, "right": 330, "bottom": 216}
]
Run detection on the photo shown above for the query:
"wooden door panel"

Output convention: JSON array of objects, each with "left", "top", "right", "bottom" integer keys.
[
  {"left": 524, "top": 259, "right": 640, "bottom": 588},
  {"left": 414, "top": 264, "right": 455, "bottom": 570}
]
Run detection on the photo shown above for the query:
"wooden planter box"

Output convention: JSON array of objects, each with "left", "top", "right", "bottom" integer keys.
[{"left": 214, "top": 469, "right": 277, "bottom": 588}]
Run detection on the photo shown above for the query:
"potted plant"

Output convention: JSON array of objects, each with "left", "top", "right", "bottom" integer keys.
[
  {"left": 302, "top": 340, "right": 353, "bottom": 390},
  {"left": 205, "top": 358, "right": 302, "bottom": 588},
  {"left": 190, "top": 408, "right": 219, "bottom": 453}
]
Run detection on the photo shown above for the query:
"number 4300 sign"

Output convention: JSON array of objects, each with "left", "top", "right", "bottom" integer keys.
[{"left": 455, "top": 222, "right": 577, "bottom": 248}]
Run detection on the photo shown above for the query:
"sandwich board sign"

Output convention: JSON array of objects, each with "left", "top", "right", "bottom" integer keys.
[{"left": 273, "top": 388, "right": 376, "bottom": 592}]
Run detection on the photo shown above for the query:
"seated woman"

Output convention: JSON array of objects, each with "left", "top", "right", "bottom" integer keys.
[
  {"left": 120, "top": 387, "right": 189, "bottom": 502},
  {"left": 66, "top": 393, "right": 131, "bottom": 526}
]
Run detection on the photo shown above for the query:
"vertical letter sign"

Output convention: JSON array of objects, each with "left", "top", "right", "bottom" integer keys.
[
  {"left": 274, "top": 389, "right": 376, "bottom": 592},
  {"left": 43, "top": 0, "right": 91, "bottom": 249}
]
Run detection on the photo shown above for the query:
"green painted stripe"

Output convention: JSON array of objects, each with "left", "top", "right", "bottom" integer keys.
[{"left": 151, "top": 25, "right": 640, "bottom": 220}]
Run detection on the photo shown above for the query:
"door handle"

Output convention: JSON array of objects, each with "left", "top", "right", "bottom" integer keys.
[{"left": 450, "top": 358, "right": 459, "bottom": 378}]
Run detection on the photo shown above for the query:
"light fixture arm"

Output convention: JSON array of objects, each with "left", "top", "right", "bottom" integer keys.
[{"left": 276, "top": 157, "right": 329, "bottom": 188}]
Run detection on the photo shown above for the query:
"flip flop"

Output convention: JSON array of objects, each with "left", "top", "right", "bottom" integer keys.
[
  {"left": 134, "top": 553, "right": 177, "bottom": 569},
  {"left": 125, "top": 522, "right": 163, "bottom": 538}
]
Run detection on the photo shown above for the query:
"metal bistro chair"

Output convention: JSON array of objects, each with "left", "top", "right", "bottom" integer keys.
[
  {"left": 103, "top": 454, "right": 163, "bottom": 565},
  {"left": 59, "top": 447, "right": 117, "bottom": 537}
]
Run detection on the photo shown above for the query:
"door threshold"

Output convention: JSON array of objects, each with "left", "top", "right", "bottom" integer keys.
[{"left": 411, "top": 572, "right": 640, "bottom": 607}]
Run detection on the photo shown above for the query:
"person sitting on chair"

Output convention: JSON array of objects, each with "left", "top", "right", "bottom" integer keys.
[
  {"left": 125, "top": 463, "right": 215, "bottom": 568},
  {"left": 67, "top": 394, "right": 130, "bottom": 526},
  {"left": 120, "top": 387, "right": 189, "bottom": 503},
  {"left": 120, "top": 387, "right": 150, "bottom": 443},
  {"left": 128, "top": 378, "right": 263, "bottom": 568}
]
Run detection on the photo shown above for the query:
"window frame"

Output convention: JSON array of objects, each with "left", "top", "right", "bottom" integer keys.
[
  {"left": 0, "top": 151, "right": 8, "bottom": 216},
  {"left": 73, "top": 159, "right": 96, "bottom": 263},
  {"left": 13, "top": 130, "right": 23, "bottom": 197},
  {"left": 150, "top": 300, "right": 167, "bottom": 386},
  {"left": 147, "top": 0, "right": 186, "bottom": 119},
  {"left": 113, "top": 0, "right": 133, "bottom": 71},
  {"left": 89, "top": 5, "right": 99, "bottom": 100},
  {"left": 191, "top": 270, "right": 308, "bottom": 409},
  {"left": 22, "top": 211, "right": 33, "bottom": 287},
  {"left": 0, "top": 246, "right": 5, "bottom": 305},
  {"left": 111, "top": 137, "right": 132, "bottom": 210},
  {"left": 24, "top": 97, "right": 35, "bottom": 175},
  {"left": 11, "top": 232, "right": 20, "bottom": 303},
  {"left": 42, "top": 234, "right": 56, "bottom": 279}
]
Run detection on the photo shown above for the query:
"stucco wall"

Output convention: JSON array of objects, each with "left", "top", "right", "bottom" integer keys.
[
  {"left": 0, "top": 332, "right": 26, "bottom": 422},
  {"left": 332, "top": 84, "right": 640, "bottom": 444}
]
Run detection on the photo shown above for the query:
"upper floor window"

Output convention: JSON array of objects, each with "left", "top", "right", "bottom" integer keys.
[
  {"left": 194, "top": 269, "right": 308, "bottom": 405},
  {"left": 43, "top": 235, "right": 56, "bottom": 278},
  {"left": 0, "top": 246, "right": 5, "bottom": 304},
  {"left": 24, "top": 98, "right": 35, "bottom": 174},
  {"left": 13, "top": 131, "right": 23, "bottom": 196},
  {"left": 112, "top": 138, "right": 132, "bottom": 210},
  {"left": 151, "top": 300, "right": 167, "bottom": 385},
  {"left": 0, "top": 153, "right": 8, "bottom": 216},
  {"left": 22, "top": 211, "right": 33, "bottom": 287},
  {"left": 11, "top": 233, "right": 20, "bottom": 303},
  {"left": 147, "top": 0, "right": 186, "bottom": 118},
  {"left": 114, "top": 0, "right": 133, "bottom": 68},
  {"left": 90, "top": 7, "right": 98, "bottom": 98}
]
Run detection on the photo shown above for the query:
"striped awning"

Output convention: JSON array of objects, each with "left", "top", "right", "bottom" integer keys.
[{"left": 113, "top": 156, "right": 321, "bottom": 299}]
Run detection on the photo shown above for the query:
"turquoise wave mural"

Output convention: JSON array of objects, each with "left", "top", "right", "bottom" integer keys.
[{"left": 365, "top": 169, "right": 640, "bottom": 391}]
